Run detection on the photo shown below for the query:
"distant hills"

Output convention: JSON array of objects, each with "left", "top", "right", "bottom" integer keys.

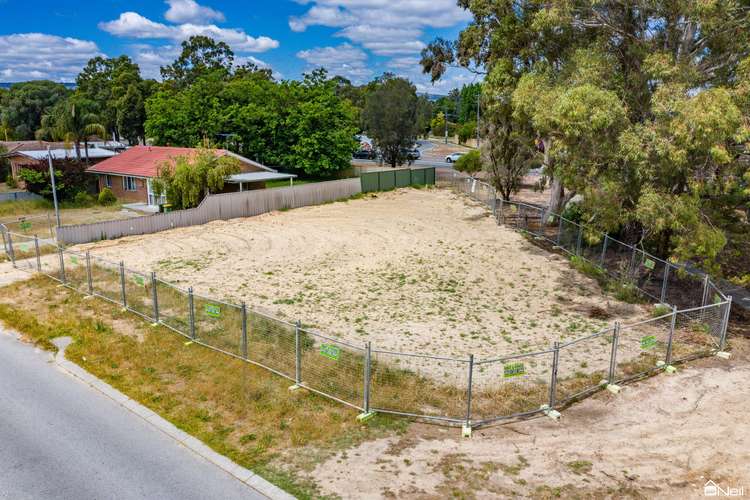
[{"left": 0, "top": 82, "right": 76, "bottom": 89}]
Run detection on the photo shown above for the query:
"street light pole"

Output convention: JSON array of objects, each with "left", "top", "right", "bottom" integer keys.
[{"left": 47, "top": 146, "right": 61, "bottom": 228}]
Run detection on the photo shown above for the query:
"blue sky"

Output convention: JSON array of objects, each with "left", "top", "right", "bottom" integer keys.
[{"left": 0, "top": 0, "right": 480, "bottom": 93}]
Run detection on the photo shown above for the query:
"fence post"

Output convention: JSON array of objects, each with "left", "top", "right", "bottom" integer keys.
[
  {"left": 151, "top": 272, "right": 159, "bottom": 324},
  {"left": 499, "top": 198, "right": 505, "bottom": 225},
  {"left": 362, "top": 341, "right": 372, "bottom": 415},
  {"left": 188, "top": 287, "right": 196, "bottom": 340},
  {"left": 664, "top": 306, "right": 677, "bottom": 367},
  {"left": 241, "top": 302, "right": 248, "bottom": 359},
  {"left": 34, "top": 235, "right": 42, "bottom": 272},
  {"left": 600, "top": 234, "right": 609, "bottom": 267},
  {"left": 58, "top": 247, "right": 66, "bottom": 283},
  {"left": 608, "top": 322, "right": 620, "bottom": 385},
  {"left": 7, "top": 232, "right": 15, "bottom": 268},
  {"left": 628, "top": 246, "right": 637, "bottom": 278},
  {"left": 119, "top": 261, "right": 127, "bottom": 309},
  {"left": 464, "top": 354, "right": 474, "bottom": 435},
  {"left": 719, "top": 296, "right": 732, "bottom": 351},
  {"left": 575, "top": 225, "right": 583, "bottom": 256},
  {"left": 548, "top": 342, "right": 560, "bottom": 409},
  {"left": 294, "top": 320, "right": 302, "bottom": 386},
  {"left": 660, "top": 263, "right": 671, "bottom": 305},
  {"left": 556, "top": 216, "right": 563, "bottom": 246},
  {"left": 491, "top": 190, "right": 497, "bottom": 217},
  {"left": 701, "top": 275, "right": 710, "bottom": 307},
  {"left": 85, "top": 251, "right": 93, "bottom": 295}
]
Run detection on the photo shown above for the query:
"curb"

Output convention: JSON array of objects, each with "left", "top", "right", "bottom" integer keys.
[{"left": 48, "top": 336, "right": 295, "bottom": 500}]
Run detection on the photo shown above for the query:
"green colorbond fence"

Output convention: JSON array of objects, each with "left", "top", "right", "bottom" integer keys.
[{"left": 360, "top": 167, "right": 436, "bottom": 193}]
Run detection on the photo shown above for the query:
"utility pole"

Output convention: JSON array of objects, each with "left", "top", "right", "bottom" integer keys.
[
  {"left": 476, "top": 91, "right": 481, "bottom": 148},
  {"left": 444, "top": 105, "right": 448, "bottom": 144},
  {"left": 47, "top": 146, "right": 61, "bottom": 229}
]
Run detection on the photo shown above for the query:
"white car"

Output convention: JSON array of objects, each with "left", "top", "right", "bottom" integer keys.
[{"left": 445, "top": 152, "right": 465, "bottom": 163}]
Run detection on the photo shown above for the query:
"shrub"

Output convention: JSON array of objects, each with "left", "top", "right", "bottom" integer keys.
[
  {"left": 458, "top": 122, "right": 476, "bottom": 143},
  {"left": 73, "top": 191, "right": 95, "bottom": 207},
  {"left": 6, "top": 174, "right": 17, "bottom": 189},
  {"left": 454, "top": 150, "right": 482, "bottom": 175},
  {"left": 98, "top": 187, "right": 117, "bottom": 206}
]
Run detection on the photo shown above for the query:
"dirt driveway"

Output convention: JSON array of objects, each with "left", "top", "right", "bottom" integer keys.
[{"left": 303, "top": 338, "right": 750, "bottom": 499}]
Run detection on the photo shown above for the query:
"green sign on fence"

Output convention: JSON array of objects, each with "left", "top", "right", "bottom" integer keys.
[
  {"left": 547, "top": 215, "right": 556, "bottom": 224},
  {"left": 320, "top": 344, "right": 341, "bottom": 361},
  {"left": 204, "top": 304, "right": 221, "bottom": 318},
  {"left": 640, "top": 335, "right": 657, "bottom": 350},
  {"left": 70, "top": 255, "right": 78, "bottom": 265},
  {"left": 19, "top": 243, "right": 31, "bottom": 252},
  {"left": 644, "top": 259, "right": 655, "bottom": 270},
  {"left": 503, "top": 362, "right": 526, "bottom": 378},
  {"left": 133, "top": 275, "right": 145, "bottom": 287},
  {"left": 19, "top": 221, "right": 32, "bottom": 232}
]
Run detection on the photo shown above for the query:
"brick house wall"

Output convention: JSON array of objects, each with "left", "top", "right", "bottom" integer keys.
[{"left": 97, "top": 174, "right": 148, "bottom": 203}]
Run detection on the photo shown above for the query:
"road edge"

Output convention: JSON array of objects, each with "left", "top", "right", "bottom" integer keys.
[{"left": 45, "top": 335, "right": 295, "bottom": 500}]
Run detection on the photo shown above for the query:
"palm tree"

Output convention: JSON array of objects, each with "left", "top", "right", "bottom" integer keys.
[{"left": 37, "top": 97, "right": 106, "bottom": 164}]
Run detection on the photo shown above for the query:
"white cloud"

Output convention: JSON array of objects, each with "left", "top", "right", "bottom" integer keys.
[
  {"left": 0, "top": 33, "right": 102, "bottom": 82},
  {"left": 290, "top": 0, "right": 469, "bottom": 55},
  {"left": 100, "top": 12, "right": 279, "bottom": 52},
  {"left": 165, "top": 0, "right": 225, "bottom": 24},
  {"left": 289, "top": 0, "right": 470, "bottom": 79},
  {"left": 296, "top": 43, "right": 371, "bottom": 82}
]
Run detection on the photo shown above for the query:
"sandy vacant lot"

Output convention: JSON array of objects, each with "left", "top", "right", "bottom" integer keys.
[
  {"left": 301, "top": 339, "right": 750, "bottom": 499},
  {"left": 77, "top": 188, "right": 648, "bottom": 365}
]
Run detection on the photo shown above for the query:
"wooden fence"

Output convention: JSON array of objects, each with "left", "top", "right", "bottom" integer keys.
[{"left": 57, "top": 178, "right": 362, "bottom": 245}]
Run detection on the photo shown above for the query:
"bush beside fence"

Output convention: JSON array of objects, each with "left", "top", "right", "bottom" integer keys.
[{"left": 0, "top": 176, "right": 733, "bottom": 429}]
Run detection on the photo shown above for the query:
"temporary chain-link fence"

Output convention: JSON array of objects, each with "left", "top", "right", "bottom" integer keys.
[{"left": 0, "top": 182, "right": 734, "bottom": 430}]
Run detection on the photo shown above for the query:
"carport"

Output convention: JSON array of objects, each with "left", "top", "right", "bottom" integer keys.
[{"left": 225, "top": 171, "right": 298, "bottom": 191}]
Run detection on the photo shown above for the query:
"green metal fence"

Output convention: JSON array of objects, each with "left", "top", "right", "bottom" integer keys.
[{"left": 360, "top": 167, "right": 436, "bottom": 193}]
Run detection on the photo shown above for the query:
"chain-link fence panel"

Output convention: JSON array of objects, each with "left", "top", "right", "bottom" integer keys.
[
  {"left": 471, "top": 350, "right": 553, "bottom": 424},
  {"left": 579, "top": 232, "right": 606, "bottom": 266},
  {"left": 556, "top": 329, "right": 614, "bottom": 402},
  {"left": 155, "top": 279, "right": 191, "bottom": 336},
  {"left": 247, "top": 311, "right": 296, "bottom": 380},
  {"left": 89, "top": 256, "right": 123, "bottom": 304},
  {"left": 123, "top": 267, "right": 154, "bottom": 321},
  {"left": 557, "top": 218, "right": 580, "bottom": 255},
  {"left": 600, "top": 236, "right": 634, "bottom": 281},
  {"left": 662, "top": 264, "right": 708, "bottom": 310},
  {"left": 614, "top": 313, "right": 672, "bottom": 383},
  {"left": 1, "top": 214, "right": 54, "bottom": 239},
  {"left": 192, "top": 294, "right": 243, "bottom": 357},
  {"left": 298, "top": 330, "right": 365, "bottom": 408},
  {"left": 670, "top": 303, "right": 725, "bottom": 362},
  {"left": 7, "top": 233, "right": 39, "bottom": 273},
  {"left": 370, "top": 350, "right": 468, "bottom": 423},
  {"left": 62, "top": 249, "right": 89, "bottom": 293}
]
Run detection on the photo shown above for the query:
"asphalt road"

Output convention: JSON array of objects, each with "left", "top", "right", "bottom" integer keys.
[{"left": 0, "top": 331, "right": 266, "bottom": 500}]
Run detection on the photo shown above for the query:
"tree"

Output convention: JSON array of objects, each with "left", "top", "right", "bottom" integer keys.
[
  {"left": 36, "top": 96, "right": 107, "bottom": 163},
  {"left": 0, "top": 81, "right": 69, "bottom": 139},
  {"left": 454, "top": 150, "right": 481, "bottom": 175},
  {"left": 17, "top": 160, "right": 89, "bottom": 201},
  {"left": 421, "top": 0, "right": 750, "bottom": 271},
  {"left": 415, "top": 95, "right": 433, "bottom": 139},
  {"left": 152, "top": 149, "right": 241, "bottom": 209},
  {"left": 161, "top": 36, "right": 234, "bottom": 88},
  {"left": 362, "top": 75, "right": 419, "bottom": 168},
  {"left": 458, "top": 83, "right": 481, "bottom": 124}
]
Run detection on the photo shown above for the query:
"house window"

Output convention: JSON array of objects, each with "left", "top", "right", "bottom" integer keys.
[
  {"left": 104, "top": 175, "right": 112, "bottom": 188},
  {"left": 123, "top": 176, "right": 138, "bottom": 192}
]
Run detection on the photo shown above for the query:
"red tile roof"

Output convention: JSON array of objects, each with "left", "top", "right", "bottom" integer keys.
[{"left": 86, "top": 146, "right": 267, "bottom": 178}]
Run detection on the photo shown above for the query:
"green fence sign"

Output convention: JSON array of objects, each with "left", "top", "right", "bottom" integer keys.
[
  {"left": 19, "top": 221, "right": 32, "bottom": 232},
  {"left": 69, "top": 255, "right": 78, "bottom": 265},
  {"left": 320, "top": 344, "right": 341, "bottom": 361},
  {"left": 204, "top": 304, "right": 221, "bottom": 318},
  {"left": 19, "top": 243, "right": 31, "bottom": 252},
  {"left": 503, "top": 362, "right": 526, "bottom": 378},
  {"left": 132, "top": 275, "right": 145, "bottom": 287},
  {"left": 644, "top": 259, "right": 655, "bottom": 270},
  {"left": 640, "top": 335, "right": 657, "bottom": 350}
]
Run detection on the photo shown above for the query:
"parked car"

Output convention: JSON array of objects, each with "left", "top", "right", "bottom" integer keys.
[
  {"left": 445, "top": 152, "right": 465, "bottom": 163},
  {"left": 353, "top": 149, "right": 376, "bottom": 160},
  {"left": 403, "top": 148, "right": 421, "bottom": 161}
]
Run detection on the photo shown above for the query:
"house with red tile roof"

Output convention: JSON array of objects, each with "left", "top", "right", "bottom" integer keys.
[{"left": 86, "top": 146, "right": 294, "bottom": 207}]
